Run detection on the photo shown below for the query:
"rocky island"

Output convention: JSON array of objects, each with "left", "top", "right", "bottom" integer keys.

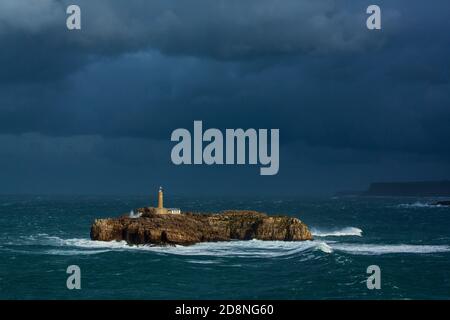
[
  {"left": 90, "top": 209, "right": 313, "bottom": 245},
  {"left": 90, "top": 188, "right": 312, "bottom": 246}
]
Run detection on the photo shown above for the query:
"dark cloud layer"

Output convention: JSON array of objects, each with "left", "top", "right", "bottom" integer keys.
[
  {"left": 0, "top": 0, "right": 449, "bottom": 194},
  {"left": 0, "top": 0, "right": 390, "bottom": 83}
]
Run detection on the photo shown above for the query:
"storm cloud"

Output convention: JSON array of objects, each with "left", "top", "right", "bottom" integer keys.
[{"left": 0, "top": 0, "right": 449, "bottom": 194}]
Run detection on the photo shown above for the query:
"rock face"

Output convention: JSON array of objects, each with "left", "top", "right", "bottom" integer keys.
[{"left": 90, "top": 210, "right": 313, "bottom": 245}]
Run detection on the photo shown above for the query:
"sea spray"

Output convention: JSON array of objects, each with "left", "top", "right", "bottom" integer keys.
[
  {"left": 311, "top": 227, "right": 363, "bottom": 237},
  {"left": 129, "top": 210, "right": 142, "bottom": 218}
]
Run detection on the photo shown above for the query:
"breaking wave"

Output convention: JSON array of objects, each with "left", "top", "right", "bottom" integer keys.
[
  {"left": 44, "top": 249, "right": 111, "bottom": 255},
  {"left": 331, "top": 243, "right": 450, "bottom": 255},
  {"left": 312, "top": 227, "right": 362, "bottom": 237},
  {"left": 9, "top": 234, "right": 332, "bottom": 257},
  {"left": 396, "top": 202, "right": 442, "bottom": 209},
  {"left": 315, "top": 242, "right": 333, "bottom": 253},
  {"left": 5, "top": 234, "right": 449, "bottom": 257}
]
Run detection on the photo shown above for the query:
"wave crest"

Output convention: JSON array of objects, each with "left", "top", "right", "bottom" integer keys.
[
  {"left": 11, "top": 235, "right": 331, "bottom": 258},
  {"left": 312, "top": 227, "right": 362, "bottom": 237},
  {"left": 396, "top": 202, "right": 442, "bottom": 209},
  {"left": 6, "top": 234, "right": 450, "bottom": 257},
  {"left": 332, "top": 243, "right": 450, "bottom": 255}
]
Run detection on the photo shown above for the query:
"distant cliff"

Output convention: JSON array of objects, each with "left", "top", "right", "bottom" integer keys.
[
  {"left": 91, "top": 210, "right": 313, "bottom": 245},
  {"left": 364, "top": 180, "right": 450, "bottom": 197}
]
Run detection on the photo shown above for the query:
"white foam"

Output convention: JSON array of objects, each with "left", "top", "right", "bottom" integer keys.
[
  {"left": 315, "top": 242, "right": 333, "bottom": 253},
  {"left": 331, "top": 243, "right": 450, "bottom": 255},
  {"left": 129, "top": 210, "right": 142, "bottom": 218},
  {"left": 20, "top": 234, "right": 331, "bottom": 258},
  {"left": 312, "top": 227, "right": 363, "bottom": 237},
  {"left": 45, "top": 249, "right": 111, "bottom": 256},
  {"left": 136, "top": 240, "right": 324, "bottom": 258},
  {"left": 396, "top": 202, "right": 441, "bottom": 209},
  {"left": 187, "top": 260, "right": 220, "bottom": 264},
  {"left": 14, "top": 234, "right": 450, "bottom": 258}
]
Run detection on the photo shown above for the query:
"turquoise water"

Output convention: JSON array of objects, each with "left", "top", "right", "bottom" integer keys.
[{"left": 1, "top": 195, "right": 449, "bottom": 299}]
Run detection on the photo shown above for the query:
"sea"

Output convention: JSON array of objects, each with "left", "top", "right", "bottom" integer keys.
[{"left": 1, "top": 195, "right": 449, "bottom": 300}]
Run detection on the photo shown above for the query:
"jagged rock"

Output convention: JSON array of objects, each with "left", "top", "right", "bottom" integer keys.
[{"left": 90, "top": 210, "right": 313, "bottom": 245}]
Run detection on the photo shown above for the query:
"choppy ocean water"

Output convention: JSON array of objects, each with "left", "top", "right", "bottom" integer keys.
[{"left": 0, "top": 195, "right": 449, "bottom": 299}]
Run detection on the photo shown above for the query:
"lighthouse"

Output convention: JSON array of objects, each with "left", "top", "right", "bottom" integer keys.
[
  {"left": 158, "top": 186, "right": 164, "bottom": 209},
  {"left": 153, "top": 187, "right": 181, "bottom": 215}
]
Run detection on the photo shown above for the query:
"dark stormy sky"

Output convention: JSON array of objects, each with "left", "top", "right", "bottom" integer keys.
[{"left": 0, "top": 0, "right": 449, "bottom": 196}]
